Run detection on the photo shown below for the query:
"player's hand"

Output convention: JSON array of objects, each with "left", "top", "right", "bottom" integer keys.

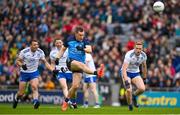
[
  {"left": 55, "top": 58, "right": 59, "bottom": 65},
  {"left": 22, "top": 64, "right": 27, "bottom": 70},
  {"left": 125, "top": 80, "right": 130, "bottom": 89},
  {"left": 76, "top": 45, "right": 84, "bottom": 51},
  {"left": 60, "top": 67, "right": 66, "bottom": 73},
  {"left": 52, "top": 69, "right": 59, "bottom": 77},
  {"left": 143, "top": 78, "right": 148, "bottom": 84}
]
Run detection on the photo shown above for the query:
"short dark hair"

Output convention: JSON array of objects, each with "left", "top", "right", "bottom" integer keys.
[
  {"left": 53, "top": 38, "right": 62, "bottom": 45},
  {"left": 30, "top": 39, "right": 39, "bottom": 44},
  {"left": 74, "top": 26, "right": 84, "bottom": 33},
  {"left": 135, "top": 40, "right": 143, "bottom": 45}
]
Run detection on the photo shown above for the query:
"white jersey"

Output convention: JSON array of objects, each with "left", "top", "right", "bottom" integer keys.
[
  {"left": 19, "top": 47, "right": 45, "bottom": 73},
  {"left": 123, "top": 49, "right": 147, "bottom": 73},
  {"left": 85, "top": 53, "right": 96, "bottom": 78},
  {"left": 50, "top": 48, "right": 71, "bottom": 73}
]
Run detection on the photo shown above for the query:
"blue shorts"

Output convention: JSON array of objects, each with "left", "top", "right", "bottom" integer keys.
[
  {"left": 57, "top": 72, "right": 72, "bottom": 83},
  {"left": 20, "top": 70, "right": 39, "bottom": 82},
  {"left": 84, "top": 76, "right": 97, "bottom": 83},
  {"left": 119, "top": 70, "right": 140, "bottom": 79}
]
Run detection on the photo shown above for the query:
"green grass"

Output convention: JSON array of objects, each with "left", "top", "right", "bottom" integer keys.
[{"left": 0, "top": 104, "right": 180, "bottom": 115}]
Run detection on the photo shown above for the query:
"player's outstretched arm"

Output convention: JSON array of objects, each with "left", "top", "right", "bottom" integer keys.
[
  {"left": 16, "top": 57, "right": 27, "bottom": 70},
  {"left": 50, "top": 60, "right": 56, "bottom": 70},
  {"left": 41, "top": 58, "right": 59, "bottom": 75},
  {"left": 41, "top": 58, "right": 54, "bottom": 71},
  {"left": 141, "top": 61, "right": 147, "bottom": 83},
  {"left": 122, "top": 62, "right": 130, "bottom": 89},
  {"left": 16, "top": 57, "right": 23, "bottom": 67},
  {"left": 122, "top": 62, "right": 129, "bottom": 81},
  {"left": 55, "top": 46, "right": 67, "bottom": 65}
]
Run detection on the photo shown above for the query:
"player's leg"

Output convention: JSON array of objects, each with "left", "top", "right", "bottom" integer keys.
[
  {"left": 83, "top": 82, "right": 89, "bottom": 108},
  {"left": 22, "top": 83, "right": 32, "bottom": 102},
  {"left": 66, "top": 73, "right": 77, "bottom": 109},
  {"left": 70, "top": 92, "right": 78, "bottom": 109},
  {"left": 59, "top": 78, "right": 68, "bottom": 98},
  {"left": 131, "top": 76, "right": 145, "bottom": 107},
  {"left": 123, "top": 77, "right": 133, "bottom": 111},
  {"left": 62, "top": 72, "right": 82, "bottom": 111},
  {"left": 29, "top": 77, "right": 40, "bottom": 109},
  {"left": 58, "top": 74, "right": 77, "bottom": 109},
  {"left": 89, "top": 82, "right": 100, "bottom": 108},
  {"left": 13, "top": 81, "right": 27, "bottom": 108},
  {"left": 69, "top": 59, "right": 104, "bottom": 77}
]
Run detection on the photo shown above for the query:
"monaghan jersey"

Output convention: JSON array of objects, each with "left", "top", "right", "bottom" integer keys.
[
  {"left": 50, "top": 48, "right": 71, "bottom": 73},
  {"left": 85, "top": 53, "right": 96, "bottom": 78},
  {"left": 123, "top": 49, "right": 147, "bottom": 73},
  {"left": 19, "top": 47, "right": 45, "bottom": 73}
]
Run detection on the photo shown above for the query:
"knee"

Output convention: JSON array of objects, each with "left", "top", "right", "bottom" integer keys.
[
  {"left": 72, "top": 84, "right": 79, "bottom": 90},
  {"left": 31, "top": 85, "right": 38, "bottom": 91},
  {"left": 139, "top": 87, "right": 145, "bottom": 93},
  {"left": 61, "top": 85, "right": 67, "bottom": 90},
  {"left": 90, "top": 87, "right": 96, "bottom": 92}
]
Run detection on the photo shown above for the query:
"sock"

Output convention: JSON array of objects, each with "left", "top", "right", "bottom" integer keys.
[
  {"left": 71, "top": 98, "right": 76, "bottom": 104},
  {"left": 95, "top": 102, "right": 99, "bottom": 105},
  {"left": 129, "top": 104, "right": 133, "bottom": 107},
  {"left": 132, "top": 94, "right": 137, "bottom": 99},
  {"left": 65, "top": 98, "right": 72, "bottom": 104},
  {"left": 84, "top": 101, "right": 88, "bottom": 105},
  {"left": 65, "top": 98, "right": 69, "bottom": 102},
  {"left": 15, "top": 94, "right": 22, "bottom": 101},
  {"left": 33, "top": 99, "right": 39, "bottom": 105}
]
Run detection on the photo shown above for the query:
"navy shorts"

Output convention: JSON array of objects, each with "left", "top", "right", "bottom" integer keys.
[
  {"left": 84, "top": 76, "right": 97, "bottom": 83},
  {"left": 66, "top": 58, "right": 83, "bottom": 73},
  {"left": 119, "top": 70, "right": 140, "bottom": 79},
  {"left": 20, "top": 70, "right": 39, "bottom": 82},
  {"left": 57, "top": 72, "right": 72, "bottom": 83}
]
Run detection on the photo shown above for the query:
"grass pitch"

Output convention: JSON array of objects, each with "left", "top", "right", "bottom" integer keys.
[{"left": 0, "top": 103, "right": 180, "bottom": 115}]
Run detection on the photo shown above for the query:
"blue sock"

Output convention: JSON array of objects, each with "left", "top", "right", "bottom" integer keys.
[
  {"left": 84, "top": 101, "right": 88, "bottom": 105},
  {"left": 33, "top": 99, "right": 39, "bottom": 104},
  {"left": 133, "top": 94, "right": 137, "bottom": 99},
  {"left": 129, "top": 104, "right": 133, "bottom": 111},
  {"left": 95, "top": 102, "right": 99, "bottom": 105},
  {"left": 71, "top": 98, "right": 76, "bottom": 104}
]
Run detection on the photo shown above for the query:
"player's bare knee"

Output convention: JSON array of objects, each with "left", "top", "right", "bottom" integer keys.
[
  {"left": 61, "top": 85, "right": 67, "bottom": 90},
  {"left": 72, "top": 84, "right": 79, "bottom": 90},
  {"left": 90, "top": 87, "right": 96, "bottom": 92},
  {"left": 31, "top": 85, "right": 38, "bottom": 91},
  {"left": 139, "top": 87, "right": 145, "bottom": 93},
  {"left": 78, "top": 63, "right": 87, "bottom": 70}
]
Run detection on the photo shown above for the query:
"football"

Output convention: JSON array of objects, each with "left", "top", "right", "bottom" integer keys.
[{"left": 153, "top": 1, "right": 165, "bottom": 12}]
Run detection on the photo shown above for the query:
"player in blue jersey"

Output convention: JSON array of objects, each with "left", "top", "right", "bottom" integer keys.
[
  {"left": 50, "top": 39, "right": 77, "bottom": 108},
  {"left": 121, "top": 40, "right": 147, "bottom": 111},
  {"left": 13, "top": 39, "right": 59, "bottom": 109},
  {"left": 55, "top": 26, "right": 104, "bottom": 111}
]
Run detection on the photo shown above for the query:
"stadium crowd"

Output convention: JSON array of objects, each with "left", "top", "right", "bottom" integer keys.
[{"left": 0, "top": 0, "right": 179, "bottom": 90}]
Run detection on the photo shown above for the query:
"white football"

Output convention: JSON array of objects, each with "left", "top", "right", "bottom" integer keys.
[{"left": 153, "top": 1, "right": 165, "bottom": 12}]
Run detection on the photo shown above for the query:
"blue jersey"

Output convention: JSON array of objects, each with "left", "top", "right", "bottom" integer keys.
[{"left": 64, "top": 35, "right": 90, "bottom": 63}]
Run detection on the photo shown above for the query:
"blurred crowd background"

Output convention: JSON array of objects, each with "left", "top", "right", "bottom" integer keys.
[{"left": 0, "top": 0, "right": 180, "bottom": 91}]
